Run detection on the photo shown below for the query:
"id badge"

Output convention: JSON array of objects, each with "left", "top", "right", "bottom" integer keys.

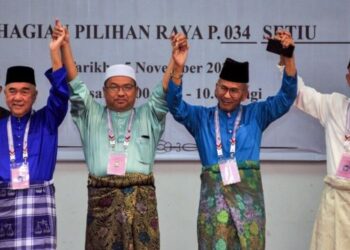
[
  {"left": 219, "top": 159, "right": 241, "bottom": 185},
  {"left": 107, "top": 152, "right": 127, "bottom": 176},
  {"left": 336, "top": 153, "right": 350, "bottom": 179},
  {"left": 11, "top": 162, "right": 30, "bottom": 190}
]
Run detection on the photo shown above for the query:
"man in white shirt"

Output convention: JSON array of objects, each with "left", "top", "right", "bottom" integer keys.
[{"left": 293, "top": 60, "right": 350, "bottom": 250}]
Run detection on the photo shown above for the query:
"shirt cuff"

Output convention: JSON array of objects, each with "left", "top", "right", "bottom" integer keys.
[
  {"left": 45, "top": 66, "right": 67, "bottom": 88},
  {"left": 69, "top": 75, "right": 83, "bottom": 90},
  {"left": 168, "top": 79, "right": 182, "bottom": 92}
]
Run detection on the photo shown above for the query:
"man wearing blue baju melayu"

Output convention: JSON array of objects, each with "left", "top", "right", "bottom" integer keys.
[
  {"left": 166, "top": 31, "right": 297, "bottom": 249},
  {"left": 0, "top": 28, "right": 69, "bottom": 249}
]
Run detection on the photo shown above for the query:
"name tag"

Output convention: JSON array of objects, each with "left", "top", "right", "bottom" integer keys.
[
  {"left": 107, "top": 152, "right": 127, "bottom": 176},
  {"left": 11, "top": 162, "right": 30, "bottom": 190},
  {"left": 219, "top": 159, "right": 241, "bottom": 185},
  {"left": 336, "top": 153, "right": 350, "bottom": 179}
]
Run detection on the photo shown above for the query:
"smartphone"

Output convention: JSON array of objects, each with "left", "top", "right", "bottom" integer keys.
[{"left": 266, "top": 39, "right": 294, "bottom": 58}]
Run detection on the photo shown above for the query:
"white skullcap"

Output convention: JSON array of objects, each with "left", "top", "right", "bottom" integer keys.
[{"left": 104, "top": 64, "right": 136, "bottom": 83}]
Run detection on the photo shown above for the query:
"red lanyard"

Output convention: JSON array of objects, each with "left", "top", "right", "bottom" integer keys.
[
  {"left": 214, "top": 106, "right": 242, "bottom": 159},
  {"left": 107, "top": 108, "right": 135, "bottom": 149}
]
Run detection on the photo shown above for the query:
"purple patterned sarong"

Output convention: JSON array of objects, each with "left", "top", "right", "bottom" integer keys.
[{"left": 0, "top": 181, "right": 56, "bottom": 250}]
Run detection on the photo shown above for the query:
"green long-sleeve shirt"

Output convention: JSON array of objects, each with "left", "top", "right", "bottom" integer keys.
[{"left": 69, "top": 76, "right": 167, "bottom": 176}]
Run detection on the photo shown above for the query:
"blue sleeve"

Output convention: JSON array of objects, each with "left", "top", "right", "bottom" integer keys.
[
  {"left": 166, "top": 79, "right": 201, "bottom": 136},
  {"left": 256, "top": 70, "right": 297, "bottom": 129},
  {"left": 44, "top": 66, "right": 70, "bottom": 130}
]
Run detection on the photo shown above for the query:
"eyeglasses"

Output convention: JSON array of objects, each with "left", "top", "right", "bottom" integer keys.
[
  {"left": 104, "top": 84, "right": 136, "bottom": 93},
  {"left": 216, "top": 83, "right": 243, "bottom": 97}
]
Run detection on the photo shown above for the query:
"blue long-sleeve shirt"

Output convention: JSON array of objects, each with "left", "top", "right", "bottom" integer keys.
[
  {"left": 166, "top": 70, "right": 297, "bottom": 168},
  {"left": 0, "top": 67, "right": 69, "bottom": 183}
]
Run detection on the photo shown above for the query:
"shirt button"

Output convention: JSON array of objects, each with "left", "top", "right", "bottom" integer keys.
[{"left": 229, "top": 130, "right": 233, "bottom": 133}]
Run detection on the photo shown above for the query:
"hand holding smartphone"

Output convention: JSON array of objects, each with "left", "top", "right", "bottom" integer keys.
[{"left": 266, "top": 38, "right": 294, "bottom": 58}]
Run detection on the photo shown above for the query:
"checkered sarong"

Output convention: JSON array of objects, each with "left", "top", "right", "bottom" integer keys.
[{"left": 0, "top": 181, "right": 56, "bottom": 250}]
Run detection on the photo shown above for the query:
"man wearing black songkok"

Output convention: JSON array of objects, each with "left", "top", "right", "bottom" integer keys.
[
  {"left": 166, "top": 30, "right": 297, "bottom": 249},
  {"left": 0, "top": 22, "right": 69, "bottom": 249}
]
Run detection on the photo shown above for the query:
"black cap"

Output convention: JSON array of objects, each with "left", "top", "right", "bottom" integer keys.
[
  {"left": 219, "top": 58, "right": 249, "bottom": 83},
  {"left": 348, "top": 60, "right": 350, "bottom": 69},
  {"left": 5, "top": 66, "right": 36, "bottom": 86}
]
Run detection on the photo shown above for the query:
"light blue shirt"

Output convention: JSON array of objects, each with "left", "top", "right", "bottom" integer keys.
[{"left": 69, "top": 76, "right": 168, "bottom": 176}]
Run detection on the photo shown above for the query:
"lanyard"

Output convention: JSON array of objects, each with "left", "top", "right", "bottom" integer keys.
[
  {"left": 7, "top": 115, "right": 31, "bottom": 163},
  {"left": 107, "top": 108, "right": 135, "bottom": 149},
  {"left": 346, "top": 103, "right": 350, "bottom": 134},
  {"left": 215, "top": 106, "right": 243, "bottom": 158},
  {"left": 344, "top": 103, "right": 350, "bottom": 150}
]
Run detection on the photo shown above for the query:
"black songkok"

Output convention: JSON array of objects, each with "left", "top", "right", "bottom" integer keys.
[
  {"left": 5, "top": 66, "right": 36, "bottom": 86},
  {"left": 219, "top": 58, "right": 249, "bottom": 83}
]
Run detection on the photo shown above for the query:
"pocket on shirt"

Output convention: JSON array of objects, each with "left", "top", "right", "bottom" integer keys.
[
  {"left": 236, "top": 125, "right": 255, "bottom": 150},
  {"left": 28, "top": 130, "right": 56, "bottom": 159},
  {"left": 28, "top": 133, "right": 41, "bottom": 158},
  {"left": 135, "top": 135, "right": 152, "bottom": 165}
]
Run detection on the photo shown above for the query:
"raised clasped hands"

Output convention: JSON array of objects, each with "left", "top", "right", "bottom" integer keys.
[{"left": 170, "top": 33, "right": 189, "bottom": 68}]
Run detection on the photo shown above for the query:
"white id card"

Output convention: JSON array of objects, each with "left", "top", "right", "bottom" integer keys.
[
  {"left": 336, "top": 153, "right": 350, "bottom": 179},
  {"left": 219, "top": 159, "right": 241, "bottom": 185},
  {"left": 11, "top": 162, "right": 30, "bottom": 190},
  {"left": 107, "top": 152, "right": 127, "bottom": 176}
]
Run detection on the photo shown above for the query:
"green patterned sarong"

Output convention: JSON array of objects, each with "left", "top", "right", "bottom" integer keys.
[{"left": 197, "top": 161, "right": 265, "bottom": 250}]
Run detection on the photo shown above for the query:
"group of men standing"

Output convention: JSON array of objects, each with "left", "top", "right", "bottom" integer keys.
[{"left": 0, "top": 19, "right": 349, "bottom": 250}]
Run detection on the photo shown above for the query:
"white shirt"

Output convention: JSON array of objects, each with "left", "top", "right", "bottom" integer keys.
[{"left": 294, "top": 74, "right": 350, "bottom": 176}]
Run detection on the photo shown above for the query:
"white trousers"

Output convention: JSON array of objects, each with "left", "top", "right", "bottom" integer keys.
[{"left": 310, "top": 175, "right": 350, "bottom": 250}]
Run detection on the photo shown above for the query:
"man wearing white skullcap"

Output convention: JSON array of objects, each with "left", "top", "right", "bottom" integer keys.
[{"left": 53, "top": 20, "right": 188, "bottom": 249}]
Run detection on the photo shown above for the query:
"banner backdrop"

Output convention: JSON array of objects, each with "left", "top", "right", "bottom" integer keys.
[{"left": 0, "top": 0, "right": 349, "bottom": 160}]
